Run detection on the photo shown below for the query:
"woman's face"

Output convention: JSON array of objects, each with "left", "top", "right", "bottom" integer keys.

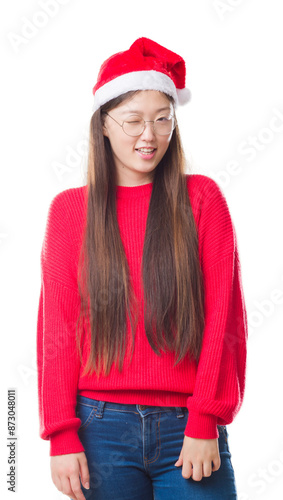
[{"left": 102, "top": 90, "right": 175, "bottom": 186}]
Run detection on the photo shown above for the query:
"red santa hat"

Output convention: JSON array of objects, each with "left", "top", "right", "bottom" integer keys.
[{"left": 92, "top": 37, "right": 191, "bottom": 113}]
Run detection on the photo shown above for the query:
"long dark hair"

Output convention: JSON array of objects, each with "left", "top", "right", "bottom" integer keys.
[{"left": 76, "top": 90, "right": 205, "bottom": 378}]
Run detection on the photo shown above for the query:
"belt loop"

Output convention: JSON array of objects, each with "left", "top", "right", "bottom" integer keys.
[
  {"left": 95, "top": 400, "right": 106, "bottom": 418},
  {"left": 175, "top": 407, "right": 186, "bottom": 418}
]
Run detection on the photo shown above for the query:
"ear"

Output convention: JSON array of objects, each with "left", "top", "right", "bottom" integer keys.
[
  {"left": 102, "top": 123, "right": 108, "bottom": 137},
  {"left": 102, "top": 115, "right": 109, "bottom": 137}
]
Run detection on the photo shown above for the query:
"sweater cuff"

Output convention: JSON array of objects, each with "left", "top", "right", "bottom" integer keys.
[
  {"left": 50, "top": 428, "right": 85, "bottom": 456},
  {"left": 184, "top": 410, "right": 219, "bottom": 439}
]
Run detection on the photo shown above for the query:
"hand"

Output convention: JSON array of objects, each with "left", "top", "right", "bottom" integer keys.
[
  {"left": 50, "top": 451, "right": 90, "bottom": 500},
  {"left": 175, "top": 435, "right": 221, "bottom": 481}
]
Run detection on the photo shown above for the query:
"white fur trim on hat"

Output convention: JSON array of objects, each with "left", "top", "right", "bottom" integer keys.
[
  {"left": 92, "top": 70, "right": 180, "bottom": 113},
  {"left": 177, "top": 87, "right": 192, "bottom": 104}
]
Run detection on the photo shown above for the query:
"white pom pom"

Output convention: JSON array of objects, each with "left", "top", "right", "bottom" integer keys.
[{"left": 176, "top": 87, "right": 192, "bottom": 105}]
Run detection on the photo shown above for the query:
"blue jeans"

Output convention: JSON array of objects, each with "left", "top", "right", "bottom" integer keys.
[{"left": 74, "top": 395, "right": 238, "bottom": 499}]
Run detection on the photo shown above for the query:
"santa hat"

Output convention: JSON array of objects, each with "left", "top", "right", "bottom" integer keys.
[{"left": 92, "top": 37, "right": 191, "bottom": 113}]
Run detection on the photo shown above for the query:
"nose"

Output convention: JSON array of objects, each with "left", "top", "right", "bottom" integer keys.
[{"left": 140, "top": 121, "right": 156, "bottom": 140}]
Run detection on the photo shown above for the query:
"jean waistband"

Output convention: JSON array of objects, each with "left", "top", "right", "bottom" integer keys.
[{"left": 76, "top": 394, "right": 188, "bottom": 418}]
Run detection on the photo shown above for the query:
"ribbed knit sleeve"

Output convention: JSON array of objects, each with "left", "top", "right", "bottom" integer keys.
[
  {"left": 184, "top": 177, "right": 248, "bottom": 439},
  {"left": 36, "top": 191, "right": 85, "bottom": 456}
]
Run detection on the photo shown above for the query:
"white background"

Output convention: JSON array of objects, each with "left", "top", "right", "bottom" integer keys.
[{"left": 1, "top": 1, "right": 283, "bottom": 499}]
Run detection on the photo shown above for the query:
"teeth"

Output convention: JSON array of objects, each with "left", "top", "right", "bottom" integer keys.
[{"left": 137, "top": 148, "right": 155, "bottom": 152}]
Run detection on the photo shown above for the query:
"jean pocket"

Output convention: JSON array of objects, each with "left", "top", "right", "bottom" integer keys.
[
  {"left": 217, "top": 425, "right": 230, "bottom": 446},
  {"left": 217, "top": 425, "right": 233, "bottom": 460},
  {"left": 76, "top": 402, "right": 97, "bottom": 431}
]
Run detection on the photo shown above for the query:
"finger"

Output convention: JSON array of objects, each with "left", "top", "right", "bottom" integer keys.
[
  {"left": 175, "top": 445, "right": 184, "bottom": 466},
  {"left": 60, "top": 476, "right": 78, "bottom": 500},
  {"left": 70, "top": 474, "right": 85, "bottom": 500},
  {"left": 79, "top": 455, "right": 90, "bottom": 490},
  {"left": 203, "top": 460, "right": 212, "bottom": 477},
  {"left": 212, "top": 456, "right": 221, "bottom": 471},
  {"left": 69, "top": 473, "right": 87, "bottom": 500},
  {"left": 181, "top": 460, "right": 193, "bottom": 479},
  {"left": 52, "top": 474, "right": 63, "bottom": 493},
  {"left": 175, "top": 457, "right": 182, "bottom": 466},
  {"left": 192, "top": 462, "right": 203, "bottom": 481}
]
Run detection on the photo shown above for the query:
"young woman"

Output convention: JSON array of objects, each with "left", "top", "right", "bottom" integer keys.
[{"left": 37, "top": 37, "right": 248, "bottom": 500}]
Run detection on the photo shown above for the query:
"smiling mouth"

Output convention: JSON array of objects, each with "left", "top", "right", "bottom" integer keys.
[{"left": 135, "top": 148, "right": 157, "bottom": 154}]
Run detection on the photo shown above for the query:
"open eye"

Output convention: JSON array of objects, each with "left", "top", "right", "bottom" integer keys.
[{"left": 157, "top": 116, "right": 171, "bottom": 122}]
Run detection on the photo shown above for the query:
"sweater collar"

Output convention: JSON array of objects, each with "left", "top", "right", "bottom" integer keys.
[{"left": 115, "top": 181, "right": 153, "bottom": 199}]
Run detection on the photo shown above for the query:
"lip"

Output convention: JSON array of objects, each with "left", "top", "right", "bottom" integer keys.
[
  {"left": 135, "top": 148, "right": 157, "bottom": 160},
  {"left": 135, "top": 148, "right": 157, "bottom": 151}
]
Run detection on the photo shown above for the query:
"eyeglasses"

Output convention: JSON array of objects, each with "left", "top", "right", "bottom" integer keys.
[{"left": 104, "top": 112, "right": 176, "bottom": 137}]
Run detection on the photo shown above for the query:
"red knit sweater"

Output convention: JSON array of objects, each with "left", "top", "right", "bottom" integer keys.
[{"left": 36, "top": 174, "right": 248, "bottom": 456}]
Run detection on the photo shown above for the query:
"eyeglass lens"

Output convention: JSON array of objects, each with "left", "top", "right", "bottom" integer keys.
[{"left": 123, "top": 115, "right": 174, "bottom": 136}]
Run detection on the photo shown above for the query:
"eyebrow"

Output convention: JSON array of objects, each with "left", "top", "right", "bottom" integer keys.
[{"left": 120, "top": 106, "right": 171, "bottom": 115}]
